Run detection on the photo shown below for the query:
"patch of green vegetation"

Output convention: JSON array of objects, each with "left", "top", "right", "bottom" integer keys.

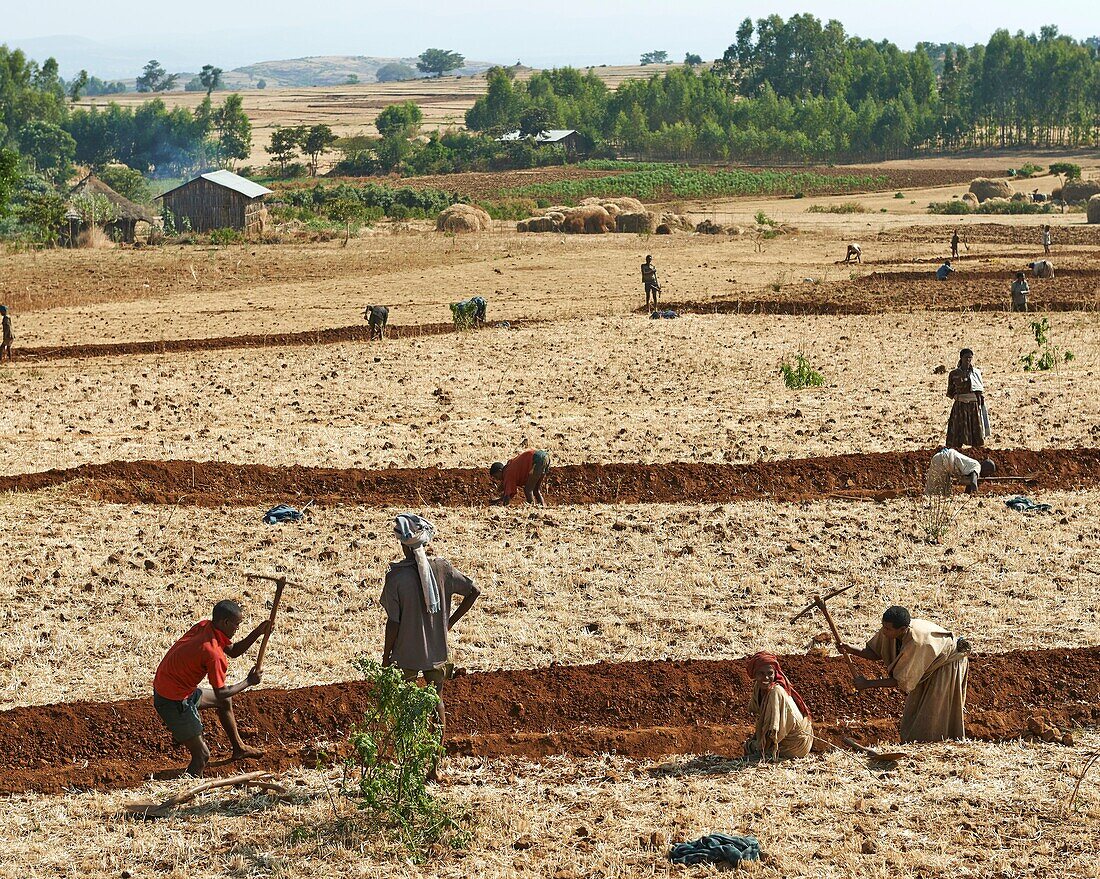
[
  {"left": 1021, "top": 318, "right": 1074, "bottom": 372},
  {"left": 780, "top": 352, "right": 825, "bottom": 389},
  {"left": 506, "top": 168, "right": 887, "bottom": 203},
  {"left": 806, "top": 201, "right": 866, "bottom": 214}
]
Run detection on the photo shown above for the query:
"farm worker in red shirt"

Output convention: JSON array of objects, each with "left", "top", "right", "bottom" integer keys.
[
  {"left": 489, "top": 448, "right": 552, "bottom": 506},
  {"left": 153, "top": 600, "right": 269, "bottom": 776}
]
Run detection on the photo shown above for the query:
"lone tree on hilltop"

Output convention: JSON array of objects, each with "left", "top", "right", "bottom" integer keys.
[
  {"left": 200, "top": 64, "right": 224, "bottom": 96},
  {"left": 136, "top": 59, "right": 178, "bottom": 92},
  {"left": 417, "top": 48, "right": 465, "bottom": 78},
  {"left": 640, "top": 50, "right": 669, "bottom": 65},
  {"left": 684, "top": 52, "right": 703, "bottom": 66}
]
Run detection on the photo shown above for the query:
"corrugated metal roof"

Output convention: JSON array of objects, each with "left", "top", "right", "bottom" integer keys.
[
  {"left": 497, "top": 129, "right": 577, "bottom": 143},
  {"left": 157, "top": 170, "right": 273, "bottom": 200}
]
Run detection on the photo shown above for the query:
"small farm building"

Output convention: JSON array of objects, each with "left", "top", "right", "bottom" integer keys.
[
  {"left": 157, "top": 170, "right": 273, "bottom": 233},
  {"left": 498, "top": 129, "right": 582, "bottom": 157},
  {"left": 65, "top": 173, "right": 155, "bottom": 244}
]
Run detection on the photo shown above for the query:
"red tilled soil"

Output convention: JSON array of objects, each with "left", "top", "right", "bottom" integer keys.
[
  {"left": 876, "top": 223, "right": 1100, "bottom": 246},
  {"left": 3, "top": 448, "right": 1098, "bottom": 507},
  {"left": 665, "top": 268, "right": 1100, "bottom": 315},
  {"left": 2, "top": 647, "right": 1097, "bottom": 794},
  {"left": 18, "top": 320, "right": 529, "bottom": 362}
]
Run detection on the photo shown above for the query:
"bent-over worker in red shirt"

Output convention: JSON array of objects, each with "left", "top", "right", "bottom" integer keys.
[
  {"left": 153, "top": 600, "right": 270, "bottom": 776},
  {"left": 489, "top": 448, "right": 551, "bottom": 506}
]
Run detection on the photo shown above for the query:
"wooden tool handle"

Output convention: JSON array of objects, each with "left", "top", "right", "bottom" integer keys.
[
  {"left": 253, "top": 577, "right": 286, "bottom": 674},
  {"left": 818, "top": 602, "right": 858, "bottom": 682}
]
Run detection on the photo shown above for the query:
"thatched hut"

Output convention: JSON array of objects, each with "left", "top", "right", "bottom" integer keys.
[
  {"left": 65, "top": 174, "right": 155, "bottom": 244},
  {"left": 157, "top": 170, "right": 272, "bottom": 233}
]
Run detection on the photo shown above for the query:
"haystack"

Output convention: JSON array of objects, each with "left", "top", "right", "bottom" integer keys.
[
  {"left": 436, "top": 204, "right": 492, "bottom": 233},
  {"left": 655, "top": 224, "right": 673, "bottom": 235},
  {"left": 696, "top": 219, "right": 725, "bottom": 234},
  {"left": 526, "top": 217, "right": 555, "bottom": 232},
  {"left": 659, "top": 211, "right": 694, "bottom": 231},
  {"left": 1010, "top": 192, "right": 1029, "bottom": 203},
  {"left": 1087, "top": 194, "right": 1100, "bottom": 225},
  {"left": 968, "top": 178, "right": 1013, "bottom": 203},
  {"left": 563, "top": 206, "right": 615, "bottom": 234},
  {"left": 582, "top": 195, "right": 646, "bottom": 214},
  {"left": 1062, "top": 179, "right": 1100, "bottom": 204},
  {"left": 516, "top": 220, "right": 529, "bottom": 233},
  {"left": 616, "top": 211, "right": 658, "bottom": 234},
  {"left": 982, "top": 197, "right": 1011, "bottom": 209},
  {"left": 961, "top": 192, "right": 979, "bottom": 208}
]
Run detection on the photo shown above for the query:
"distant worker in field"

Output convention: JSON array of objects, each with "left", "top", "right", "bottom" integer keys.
[
  {"left": 450, "top": 296, "right": 487, "bottom": 329},
  {"left": 924, "top": 447, "right": 996, "bottom": 496},
  {"left": 945, "top": 347, "right": 990, "bottom": 449},
  {"left": 153, "top": 600, "right": 269, "bottom": 777},
  {"left": 364, "top": 305, "right": 389, "bottom": 340},
  {"left": 743, "top": 651, "right": 813, "bottom": 761},
  {"left": 840, "top": 606, "right": 970, "bottom": 743},
  {"left": 641, "top": 255, "right": 661, "bottom": 311},
  {"left": 950, "top": 229, "right": 962, "bottom": 259},
  {"left": 1011, "top": 272, "right": 1030, "bottom": 312},
  {"left": 0, "top": 305, "right": 12, "bottom": 362},
  {"left": 380, "top": 514, "right": 479, "bottom": 779},
  {"left": 1028, "top": 260, "right": 1055, "bottom": 280},
  {"left": 1042, "top": 224, "right": 1053, "bottom": 256},
  {"left": 936, "top": 260, "right": 956, "bottom": 281},
  {"left": 843, "top": 243, "right": 862, "bottom": 264},
  {"left": 490, "top": 448, "right": 551, "bottom": 506}
]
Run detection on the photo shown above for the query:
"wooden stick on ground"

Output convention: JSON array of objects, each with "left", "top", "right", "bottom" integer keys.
[{"left": 124, "top": 771, "right": 282, "bottom": 818}]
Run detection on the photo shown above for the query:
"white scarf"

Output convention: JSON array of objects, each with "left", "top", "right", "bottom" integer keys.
[{"left": 394, "top": 514, "right": 441, "bottom": 614}]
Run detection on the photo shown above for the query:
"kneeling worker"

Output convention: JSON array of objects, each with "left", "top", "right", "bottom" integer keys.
[
  {"left": 925, "top": 447, "right": 995, "bottom": 495},
  {"left": 744, "top": 651, "right": 813, "bottom": 760},
  {"left": 840, "top": 606, "right": 970, "bottom": 743},
  {"left": 490, "top": 448, "right": 551, "bottom": 506},
  {"left": 153, "top": 600, "right": 269, "bottom": 776}
]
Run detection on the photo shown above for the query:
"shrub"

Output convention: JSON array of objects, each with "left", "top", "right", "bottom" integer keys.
[
  {"left": 1021, "top": 318, "right": 1073, "bottom": 372},
  {"left": 928, "top": 200, "right": 973, "bottom": 215},
  {"left": 806, "top": 202, "right": 866, "bottom": 214},
  {"left": 1015, "top": 162, "right": 1043, "bottom": 178},
  {"left": 1049, "top": 162, "right": 1082, "bottom": 180},
  {"left": 894, "top": 192, "right": 905, "bottom": 198},
  {"left": 780, "top": 352, "right": 825, "bottom": 389}
]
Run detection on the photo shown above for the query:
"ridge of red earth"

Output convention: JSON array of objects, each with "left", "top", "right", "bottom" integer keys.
[
  {"left": 2, "top": 648, "right": 1097, "bottom": 795},
  {"left": 17, "top": 319, "right": 535, "bottom": 362},
  {"left": 3, "top": 448, "right": 1099, "bottom": 507}
]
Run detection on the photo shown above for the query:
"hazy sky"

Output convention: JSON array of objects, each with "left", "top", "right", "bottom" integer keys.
[{"left": 9, "top": 0, "right": 1100, "bottom": 72}]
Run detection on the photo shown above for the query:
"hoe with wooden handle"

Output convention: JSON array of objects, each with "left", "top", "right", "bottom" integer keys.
[
  {"left": 245, "top": 573, "right": 300, "bottom": 674},
  {"left": 790, "top": 582, "right": 859, "bottom": 685}
]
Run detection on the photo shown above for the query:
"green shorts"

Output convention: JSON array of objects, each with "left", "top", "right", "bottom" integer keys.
[
  {"left": 154, "top": 688, "right": 204, "bottom": 743},
  {"left": 530, "top": 450, "right": 551, "bottom": 480},
  {"left": 401, "top": 668, "right": 446, "bottom": 688}
]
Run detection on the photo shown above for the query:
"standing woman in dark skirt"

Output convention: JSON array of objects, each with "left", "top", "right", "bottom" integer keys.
[{"left": 946, "top": 348, "right": 990, "bottom": 449}]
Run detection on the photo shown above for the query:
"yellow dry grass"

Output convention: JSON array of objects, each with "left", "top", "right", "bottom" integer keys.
[
  {"left": 0, "top": 312, "right": 1098, "bottom": 475},
  {"left": 0, "top": 735, "right": 1096, "bottom": 878},
  {"left": 0, "top": 491, "right": 1096, "bottom": 709}
]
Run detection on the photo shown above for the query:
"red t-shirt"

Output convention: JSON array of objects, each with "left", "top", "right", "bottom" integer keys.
[
  {"left": 153, "top": 620, "right": 231, "bottom": 700},
  {"left": 501, "top": 449, "right": 535, "bottom": 500}
]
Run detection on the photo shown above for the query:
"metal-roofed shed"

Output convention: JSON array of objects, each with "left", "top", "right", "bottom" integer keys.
[{"left": 157, "top": 170, "right": 273, "bottom": 233}]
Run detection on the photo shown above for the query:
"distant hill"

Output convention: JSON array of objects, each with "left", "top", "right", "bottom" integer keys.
[{"left": 226, "top": 55, "right": 492, "bottom": 88}]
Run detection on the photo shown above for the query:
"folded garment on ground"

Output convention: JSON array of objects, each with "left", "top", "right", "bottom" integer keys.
[
  {"left": 263, "top": 504, "right": 305, "bottom": 525},
  {"left": 650, "top": 309, "right": 680, "bottom": 319},
  {"left": 669, "top": 834, "right": 761, "bottom": 866},
  {"left": 1004, "top": 495, "right": 1052, "bottom": 514}
]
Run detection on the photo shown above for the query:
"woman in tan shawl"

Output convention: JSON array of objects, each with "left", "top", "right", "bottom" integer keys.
[
  {"left": 841, "top": 606, "right": 971, "bottom": 743},
  {"left": 946, "top": 348, "right": 990, "bottom": 449},
  {"left": 743, "top": 651, "right": 813, "bottom": 760}
]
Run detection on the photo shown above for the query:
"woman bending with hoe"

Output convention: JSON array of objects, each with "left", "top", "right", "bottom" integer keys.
[
  {"left": 946, "top": 347, "right": 990, "bottom": 449},
  {"left": 744, "top": 651, "right": 814, "bottom": 760}
]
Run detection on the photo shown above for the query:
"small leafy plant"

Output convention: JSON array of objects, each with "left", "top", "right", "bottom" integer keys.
[
  {"left": 780, "top": 351, "right": 825, "bottom": 389},
  {"left": 1021, "top": 318, "right": 1074, "bottom": 372}
]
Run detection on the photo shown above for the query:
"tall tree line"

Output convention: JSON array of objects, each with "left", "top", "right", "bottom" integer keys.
[{"left": 466, "top": 19, "right": 1100, "bottom": 162}]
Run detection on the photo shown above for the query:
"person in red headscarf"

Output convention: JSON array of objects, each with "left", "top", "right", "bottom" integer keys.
[{"left": 744, "top": 651, "right": 814, "bottom": 760}]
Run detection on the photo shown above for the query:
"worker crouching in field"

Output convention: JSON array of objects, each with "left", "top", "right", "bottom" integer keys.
[
  {"left": 744, "top": 651, "right": 814, "bottom": 761},
  {"left": 153, "top": 601, "right": 269, "bottom": 776},
  {"left": 381, "top": 514, "right": 479, "bottom": 780},
  {"left": 364, "top": 305, "right": 389, "bottom": 340},
  {"left": 840, "top": 606, "right": 971, "bottom": 743},
  {"left": 925, "top": 448, "right": 995, "bottom": 495},
  {"left": 490, "top": 448, "right": 551, "bottom": 506}
]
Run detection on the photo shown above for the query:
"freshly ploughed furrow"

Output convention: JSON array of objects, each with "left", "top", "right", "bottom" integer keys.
[
  {"left": 3, "top": 448, "right": 1099, "bottom": 507},
  {"left": 1, "top": 648, "right": 1097, "bottom": 795}
]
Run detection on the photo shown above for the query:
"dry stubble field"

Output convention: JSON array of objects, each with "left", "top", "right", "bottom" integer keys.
[{"left": 1, "top": 166, "right": 1099, "bottom": 877}]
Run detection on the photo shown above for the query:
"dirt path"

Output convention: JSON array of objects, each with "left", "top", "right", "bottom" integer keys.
[
  {"left": 2, "top": 647, "right": 1096, "bottom": 794},
  {"left": 3, "top": 448, "right": 1098, "bottom": 507}
]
